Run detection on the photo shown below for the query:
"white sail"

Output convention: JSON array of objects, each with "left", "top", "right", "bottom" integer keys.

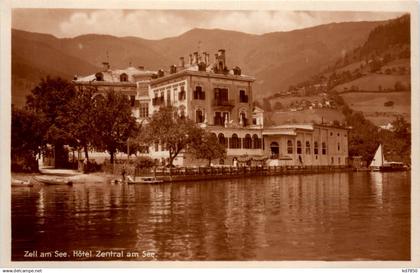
[{"left": 369, "top": 144, "right": 384, "bottom": 168}]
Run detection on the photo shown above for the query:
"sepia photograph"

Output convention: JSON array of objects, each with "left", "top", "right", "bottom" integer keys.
[{"left": 2, "top": 0, "right": 418, "bottom": 267}]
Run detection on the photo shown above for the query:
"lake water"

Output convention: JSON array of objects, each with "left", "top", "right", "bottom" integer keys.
[{"left": 11, "top": 171, "right": 410, "bottom": 261}]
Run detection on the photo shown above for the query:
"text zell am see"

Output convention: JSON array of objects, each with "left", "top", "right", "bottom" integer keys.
[{"left": 23, "top": 250, "right": 157, "bottom": 259}]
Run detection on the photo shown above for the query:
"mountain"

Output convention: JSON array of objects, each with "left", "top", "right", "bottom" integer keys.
[
  {"left": 263, "top": 14, "right": 410, "bottom": 127},
  {"left": 12, "top": 20, "right": 384, "bottom": 106}
]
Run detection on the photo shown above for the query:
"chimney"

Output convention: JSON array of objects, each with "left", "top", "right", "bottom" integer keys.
[
  {"left": 217, "top": 49, "right": 226, "bottom": 70},
  {"left": 179, "top": 57, "right": 185, "bottom": 68},
  {"left": 170, "top": 65, "right": 177, "bottom": 74},
  {"left": 193, "top": 52, "right": 199, "bottom": 64},
  {"left": 203, "top": 52, "right": 209, "bottom": 65},
  {"left": 102, "top": 62, "right": 110, "bottom": 71},
  {"left": 189, "top": 54, "right": 193, "bottom": 65},
  {"left": 137, "top": 65, "right": 144, "bottom": 70},
  {"left": 158, "top": 69, "right": 164, "bottom": 78}
]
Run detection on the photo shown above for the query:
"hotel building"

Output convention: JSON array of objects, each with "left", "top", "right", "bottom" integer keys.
[{"left": 74, "top": 50, "right": 348, "bottom": 167}]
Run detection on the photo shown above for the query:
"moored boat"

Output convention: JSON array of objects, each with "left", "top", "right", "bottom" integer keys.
[
  {"left": 34, "top": 175, "right": 73, "bottom": 186},
  {"left": 12, "top": 178, "right": 34, "bottom": 187},
  {"left": 126, "top": 176, "right": 165, "bottom": 184}
]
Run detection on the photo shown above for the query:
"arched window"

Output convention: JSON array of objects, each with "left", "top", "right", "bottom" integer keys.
[
  {"left": 287, "top": 140, "right": 293, "bottom": 154},
  {"left": 195, "top": 109, "right": 204, "bottom": 123},
  {"left": 92, "top": 93, "right": 105, "bottom": 106},
  {"left": 229, "top": 134, "right": 241, "bottom": 149},
  {"left": 243, "top": 134, "right": 252, "bottom": 149},
  {"left": 314, "top": 141, "right": 319, "bottom": 155},
  {"left": 120, "top": 73, "right": 128, "bottom": 82},
  {"left": 305, "top": 141, "right": 311, "bottom": 154},
  {"left": 297, "top": 140, "right": 302, "bottom": 154},
  {"left": 239, "top": 111, "right": 247, "bottom": 126},
  {"left": 218, "top": 133, "right": 227, "bottom": 147},
  {"left": 322, "top": 142, "right": 327, "bottom": 155},
  {"left": 252, "top": 134, "right": 261, "bottom": 149},
  {"left": 95, "top": 72, "right": 104, "bottom": 81}
]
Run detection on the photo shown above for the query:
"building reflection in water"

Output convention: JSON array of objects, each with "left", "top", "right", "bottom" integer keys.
[{"left": 12, "top": 172, "right": 409, "bottom": 261}]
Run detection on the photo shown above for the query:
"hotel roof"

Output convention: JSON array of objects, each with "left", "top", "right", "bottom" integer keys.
[{"left": 74, "top": 66, "right": 156, "bottom": 85}]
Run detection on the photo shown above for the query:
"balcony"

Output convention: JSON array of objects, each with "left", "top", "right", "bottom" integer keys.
[
  {"left": 212, "top": 99, "right": 235, "bottom": 109},
  {"left": 193, "top": 91, "right": 205, "bottom": 100}
]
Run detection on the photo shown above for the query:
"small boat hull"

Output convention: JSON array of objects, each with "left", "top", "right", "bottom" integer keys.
[
  {"left": 12, "top": 178, "right": 33, "bottom": 187},
  {"left": 34, "top": 176, "right": 73, "bottom": 186},
  {"left": 126, "top": 176, "right": 165, "bottom": 184},
  {"left": 379, "top": 165, "right": 408, "bottom": 172}
]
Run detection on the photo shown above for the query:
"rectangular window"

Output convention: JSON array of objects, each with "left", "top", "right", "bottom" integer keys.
[
  {"left": 166, "top": 90, "right": 171, "bottom": 106},
  {"left": 130, "top": 95, "right": 135, "bottom": 107},
  {"left": 139, "top": 103, "right": 149, "bottom": 118},
  {"left": 239, "top": 90, "right": 248, "bottom": 103},
  {"left": 287, "top": 140, "right": 293, "bottom": 154},
  {"left": 194, "top": 86, "right": 205, "bottom": 100},
  {"left": 178, "top": 86, "right": 186, "bottom": 101},
  {"left": 214, "top": 88, "right": 229, "bottom": 105}
]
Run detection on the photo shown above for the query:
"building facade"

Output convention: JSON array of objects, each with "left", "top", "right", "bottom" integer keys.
[{"left": 73, "top": 50, "right": 349, "bottom": 167}]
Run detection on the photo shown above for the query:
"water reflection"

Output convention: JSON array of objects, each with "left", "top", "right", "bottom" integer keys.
[{"left": 12, "top": 172, "right": 410, "bottom": 261}]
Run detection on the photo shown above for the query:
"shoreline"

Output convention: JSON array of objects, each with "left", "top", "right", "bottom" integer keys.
[{"left": 12, "top": 166, "right": 409, "bottom": 185}]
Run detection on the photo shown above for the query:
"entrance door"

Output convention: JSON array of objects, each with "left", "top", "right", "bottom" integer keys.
[{"left": 270, "top": 142, "right": 279, "bottom": 159}]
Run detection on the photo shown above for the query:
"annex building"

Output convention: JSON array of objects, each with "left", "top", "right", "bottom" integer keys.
[{"left": 74, "top": 50, "right": 349, "bottom": 167}]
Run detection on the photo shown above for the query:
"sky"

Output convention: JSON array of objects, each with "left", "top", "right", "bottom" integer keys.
[{"left": 12, "top": 9, "right": 405, "bottom": 40}]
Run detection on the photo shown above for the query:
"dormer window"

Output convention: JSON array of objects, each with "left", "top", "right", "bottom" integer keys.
[
  {"left": 95, "top": 72, "right": 104, "bottom": 81},
  {"left": 120, "top": 73, "right": 128, "bottom": 82}
]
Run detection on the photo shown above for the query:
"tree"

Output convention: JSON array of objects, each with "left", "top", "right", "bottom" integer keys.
[
  {"left": 65, "top": 86, "right": 99, "bottom": 161},
  {"left": 11, "top": 106, "right": 47, "bottom": 172},
  {"left": 392, "top": 116, "right": 410, "bottom": 140},
  {"left": 138, "top": 106, "right": 204, "bottom": 167},
  {"left": 262, "top": 98, "right": 272, "bottom": 112},
  {"left": 26, "top": 77, "right": 77, "bottom": 168},
  {"left": 394, "top": 81, "right": 406, "bottom": 91},
  {"left": 189, "top": 132, "right": 226, "bottom": 166},
  {"left": 94, "top": 90, "right": 138, "bottom": 164},
  {"left": 273, "top": 101, "right": 284, "bottom": 110}
]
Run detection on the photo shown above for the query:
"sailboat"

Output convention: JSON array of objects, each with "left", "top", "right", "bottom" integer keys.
[{"left": 369, "top": 144, "right": 407, "bottom": 172}]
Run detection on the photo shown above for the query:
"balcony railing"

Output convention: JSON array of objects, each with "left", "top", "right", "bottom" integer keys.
[
  {"left": 212, "top": 99, "right": 235, "bottom": 107},
  {"left": 193, "top": 91, "right": 205, "bottom": 100}
]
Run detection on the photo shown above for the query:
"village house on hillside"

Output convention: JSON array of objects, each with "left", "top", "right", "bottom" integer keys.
[{"left": 74, "top": 49, "right": 349, "bottom": 167}]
